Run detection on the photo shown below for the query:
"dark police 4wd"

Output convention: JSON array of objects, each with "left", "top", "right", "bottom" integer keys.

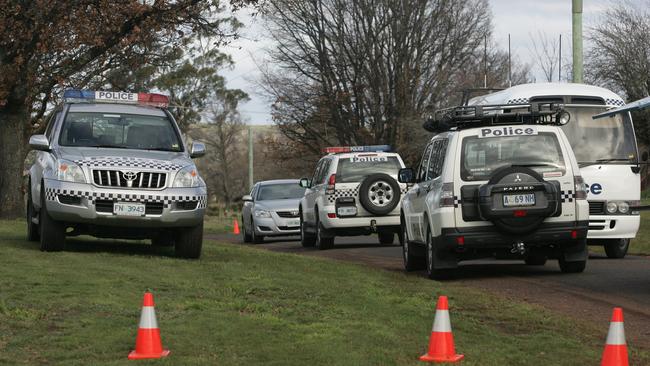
[
  {"left": 26, "top": 90, "right": 207, "bottom": 258},
  {"left": 399, "top": 103, "right": 589, "bottom": 279}
]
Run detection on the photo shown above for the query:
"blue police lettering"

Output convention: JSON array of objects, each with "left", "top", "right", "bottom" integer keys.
[{"left": 587, "top": 183, "right": 602, "bottom": 195}]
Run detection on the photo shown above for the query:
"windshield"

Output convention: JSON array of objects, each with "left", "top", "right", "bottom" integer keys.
[
  {"left": 461, "top": 132, "right": 566, "bottom": 181},
  {"left": 59, "top": 112, "right": 183, "bottom": 152},
  {"left": 257, "top": 183, "right": 306, "bottom": 200},
  {"left": 560, "top": 107, "right": 637, "bottom": 164},
  {"left": 336, "top": 156, "right": 401, "bottom": 183}
]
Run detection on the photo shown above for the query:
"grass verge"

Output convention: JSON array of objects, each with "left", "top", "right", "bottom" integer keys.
[
  {"left": 1, "top": 219, "right": 648, "bottom": 365},
  {"left": 630, "top": 212, "right": 650, "bottom": 255}
]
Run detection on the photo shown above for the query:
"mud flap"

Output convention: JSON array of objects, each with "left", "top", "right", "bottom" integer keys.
[
  {"left": 433, "top": 236, "right": 459, "bottom": 269},
  {"left": 562, "top": 239, "right": 588, "bottom": 262}
]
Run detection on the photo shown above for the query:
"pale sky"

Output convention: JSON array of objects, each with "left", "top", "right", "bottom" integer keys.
[{"left": 220, "top": 0, "right": 629, "bottom": 125}]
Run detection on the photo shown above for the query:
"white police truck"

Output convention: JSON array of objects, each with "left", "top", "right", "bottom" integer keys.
[{"left": 469, "top": 83, "right": 641, "bottom": 258}]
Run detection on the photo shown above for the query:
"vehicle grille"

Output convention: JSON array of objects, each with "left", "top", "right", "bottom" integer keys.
[
  {"left": 589, "top": 219, "right": 606, "bottom": 230},
  {"left": 276, "top": 211, "right": 300, "bottom": 218},
  {"left": 589, "top": 201, "right": 605, "bottom": 215},
  {"left": 58, "top": 194, "right": 82, "bottom": 205},
  {"left": 94, "top": 200, "right": 164, "bottom": 215},
  {"left": 175, "top": 201, "right": 198, "bottom": 210},
  {"left": 92, "top": 170, "right": 166, "bottom": 189}
]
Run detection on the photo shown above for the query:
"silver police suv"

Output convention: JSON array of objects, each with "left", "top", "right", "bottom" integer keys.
[{"left": 26, "top": 90, "right": 207, "bottom": 258}]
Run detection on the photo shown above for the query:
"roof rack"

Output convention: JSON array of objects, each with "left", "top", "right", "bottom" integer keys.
[{"left": 422, "top": 102, "right": 569, "bottom": 133}]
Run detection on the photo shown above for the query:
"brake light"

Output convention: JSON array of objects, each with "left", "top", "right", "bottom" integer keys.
[
  {"left": 327, "top": 174, "right": 336, "bottom": 191},
  {"left": 456, "top": 236, "right": 465, "bottom": 245},
  {"left": 574, "top": 176, "right": 587, "bottom": 200},
  {"left": 513, "top": 210, "right": 527, "bottom": 217},
  {"left": 439, "top": 182, "right": 455, "bottom": 207},
  {"left": 571, "top": 230, "right": 578, "bottom": 239}
]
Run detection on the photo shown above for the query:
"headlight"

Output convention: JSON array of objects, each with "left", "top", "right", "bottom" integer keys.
[
  {"left": 172, "top": 166, "right": 200, "bottom": 188},
  {"left": 617, "top": 201, "right": 630, "bottom": 214},
  {"left": 254, "top": 210, "right": 271, "bottom": 218},
  {"left": 606, "top": 202, "right": 618, "bottom": 214},
  {"left": 57, "top": 159, "right": 86, "bottom": 183}
]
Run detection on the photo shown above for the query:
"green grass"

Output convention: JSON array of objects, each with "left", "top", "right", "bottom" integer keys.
[
  {"left": 1, "top": 219, "right": 648, "bottom": 365},
  {"left": 630, "top": 212, "right": 650, "bottom": 255}
]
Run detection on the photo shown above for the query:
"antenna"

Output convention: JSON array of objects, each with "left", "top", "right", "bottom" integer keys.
[
  {"left": 508, "top": 34, "right": 512, "bottom": 87},
  {"left": 559, "top": 34, "right": 562, "bottom": 82},
  {"left": 484, "top": 35, "right": 488, "bottom": 88}
]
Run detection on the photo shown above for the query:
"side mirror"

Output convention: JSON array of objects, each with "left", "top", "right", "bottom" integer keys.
[
  {"left": 29, "top": 135, "right": 50, "bottom": 151},
  {"left": 242, "top": 195, "right": 253, "bottom": 202},
  {"left": 299, "top": 178, "right": 311, "bottom": 188},
  {"left": 190, "top": 141, "right": 206, "bottom": 158},
  {"left": 398, "top": 168, "right": 415, "bottom": 184},
  {"left": 642, "top": 151, "right": 648, "bottom": 162}
]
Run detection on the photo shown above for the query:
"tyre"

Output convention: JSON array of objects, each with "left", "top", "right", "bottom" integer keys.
[
  {"left": 175, "top": 221, "right": 203, "bottom": 259},
  {"left": 39, "top": 191, "right": 65, "bottom": 252},
  {"left": 425, "top": 226, "right": 452, "bottom": 280},
  {"left": 242, "top": 216, "right": 252, "bottom": 243},
  {"left": 300, "top": 213, "right": 316, "bottom": 247},
  {"left": 603, "top": 239, "right": 629, "bottom": 259},
  {"left": 524, "top": 254, "right": 547, "bottom": 266},
  {"left": 559, "top": 240, "right": 587, "bottom": 273},
  {"left": 315, "top": 212, "right": 334, "bottom": 250},
  {"left": 26, "top": 184, "right": 40, "bottom": 242},
  {"left": 358, "top": 173, "right": 401, "bottom": 216},
  {"left": 378, "top": 230, "right": 395, "bottom": 245},
  {"left": 251, "top": 217, "right": 264, "bottom": 244},
  {"left": 402, "top": 221, "right": 425, "bottom": 271},
  {"left": 151, "top": 235, "right": 174, "bottom": 247}
]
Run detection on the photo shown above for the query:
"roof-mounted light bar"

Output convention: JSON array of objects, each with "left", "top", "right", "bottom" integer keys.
[
  {"left": 323, "top": 145, "right": 392, "bottom": 154},
  {"left": 63, "top": 90, "right": 169, "bottom": 108}
]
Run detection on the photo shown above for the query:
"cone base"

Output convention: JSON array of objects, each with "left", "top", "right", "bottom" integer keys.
[
  {"left": 419, "top": 353, "right": 464, "bottom": 363},
  {"left": 128, "top": 349, "right": 170, "bottom": 360}
]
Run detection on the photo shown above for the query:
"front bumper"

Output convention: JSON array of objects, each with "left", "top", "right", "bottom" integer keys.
[
  {"left": 440, "top": 221, "right": 589, "bottom": 249},
  {"left": 253, "top": 214, "right": 301, "bottom": 236},
  {"left": 43, "top": 179, "right": 206, "bottom": 228},
  {"left": 586, "top": 215, "right": 640, "bottom": 239}
]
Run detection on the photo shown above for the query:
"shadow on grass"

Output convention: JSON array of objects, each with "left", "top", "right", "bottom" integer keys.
[{"left": 63, "top": 237, "right": 176, "bottom": 257}]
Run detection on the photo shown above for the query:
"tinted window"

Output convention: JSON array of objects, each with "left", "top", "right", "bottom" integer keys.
[
  {"left": 418, "top": 143, "right": 434, "bottom": 182},
  {"left": 461, "top": 132, "right": 565, "bottom": 181},
  {"left": 428, "top": 139, "right": 448, "bottom": 180},
  {"left": 336, "top": 156, "right": 401, "bottom": 183},
  {"left": 256, "top": 184, "right": 306, "bottom": 200},
  {"left": 59, "top": 112, "right": 182, "bottom": 152}
]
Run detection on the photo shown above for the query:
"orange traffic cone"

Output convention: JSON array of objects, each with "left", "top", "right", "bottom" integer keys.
[
  {"left": 233, "top": 219, "right": 240, "bottom": 234},
  {"left": 601, "top": 307, "right": 628, "bottom": 366},
  {"left": 420, "top": 296, "right": 464, "bottom": 363},
  {"left": 128, "top": 292, "right": 170, "bottom": 360}
]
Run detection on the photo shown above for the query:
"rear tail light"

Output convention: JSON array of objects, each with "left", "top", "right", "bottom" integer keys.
[
  {"left": 513, "top": 210, "right": 527, "bottom": 217},
  {"left": 574, "top": 176, "right": 587, "bottom": 200},
  {"left": 439, "top": 183, "right": 455, "bottom": 207},
  {"left": 326, "top": 174, "right": 336, "bottom": 194},
  {"left": 456, "top": 236, "right": 465, "bottom": 245},
  {"left": 571, "top": 230, "right": 578, "bottom": 239}
]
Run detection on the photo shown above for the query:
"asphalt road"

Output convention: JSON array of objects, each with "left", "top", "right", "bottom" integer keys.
[{"left": 210, "top": 233, "right": 650, "bottom": 349}]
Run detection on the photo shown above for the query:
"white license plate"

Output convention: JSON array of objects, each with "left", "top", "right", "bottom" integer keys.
[
  {"left": 287, "top": 219, "right": 300, "bottom": 227},
  {"left": 337, "top": 206, "right": 357, "bottom": 217},
  {"left": 503, "top": 193, "right": 536, "bottom": 207},
  {"left": 113, "top": 202, "right": 146, "bottom": 216}
]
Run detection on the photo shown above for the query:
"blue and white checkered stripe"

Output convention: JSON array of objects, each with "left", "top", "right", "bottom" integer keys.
[
  {"left": 73, "top": 157, "right": 183, "bottom": 171},
  {"left": 45, "top": 188, "right": 207, "bottom": 208}
]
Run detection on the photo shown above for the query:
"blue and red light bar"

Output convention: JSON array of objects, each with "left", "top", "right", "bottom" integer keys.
[
  {"left": 63, "top": 90, "right": 169, "bottom": 108},
  {"left": 322, "top": 145, "right": 392, "bottom": 154}
]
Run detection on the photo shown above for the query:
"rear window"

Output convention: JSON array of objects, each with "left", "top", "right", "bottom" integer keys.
[
  {"left": 461, "top": 132, "right": 566, "bottom": 181},
  {"left": 336, "top": 155, "right": 401, "bottom": 183},
  {"left": 256, "top": 184, "right": 306, "bottom": 201}
]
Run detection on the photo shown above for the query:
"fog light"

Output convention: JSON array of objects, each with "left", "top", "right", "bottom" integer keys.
[
  {"left": 556, "top": 110, "right": 571, "bottom": 125},
  {"left": 456, "top": 236, "right": 465, "bottom": 245},
  {"left": 571, "top": 230, "right": 578, "bottom": 239},
  {"left": 327, "top": 213, "right": 336, "bottom": 218},
  {"left": 513, "top": 210, "right": 527, "bottom": 217}
]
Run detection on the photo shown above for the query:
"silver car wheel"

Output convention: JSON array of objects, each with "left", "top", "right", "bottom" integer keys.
[{"left": 368, "top": 180, "right": 394, "bottom": 207}]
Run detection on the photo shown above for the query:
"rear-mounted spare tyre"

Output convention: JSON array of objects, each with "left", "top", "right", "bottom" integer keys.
[
  {"left": 478, "top": 166, "right": 561, "bottom": 235},
  {"left": 358, "top": 173, "right": 401, "bottom": 216}
]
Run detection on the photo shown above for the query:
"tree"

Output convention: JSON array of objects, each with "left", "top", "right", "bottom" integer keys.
[
  {"left": 528, "top": 31, "right": 561, "bottom": 83},
  {"left": 0, "top": 0, "right": 253, "bottom": 218}
]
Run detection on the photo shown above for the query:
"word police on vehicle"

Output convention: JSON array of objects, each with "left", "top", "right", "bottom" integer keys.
[{"left": 479, "top": 126, "right": 537, "bottom": 138}]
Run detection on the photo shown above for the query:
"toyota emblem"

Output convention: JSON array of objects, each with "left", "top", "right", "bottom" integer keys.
[{"left": 122, "top": 171, "right": 138, "bottom": 187}]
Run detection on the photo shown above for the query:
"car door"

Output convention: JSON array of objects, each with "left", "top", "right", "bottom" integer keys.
[
  {"left": 425, "top": 139, "right": 449, "bottom": 237},
  {"left": 302, "top": 159, "right": 325, "bottom": 225},
  {"left": 32, "top": 111, "right": 61, "bottom": 207},
  {"left": 242, "top": 184, "right": 258, "bottom": 231},
  {"left": 406, "top": 141, "right": 434, "bottom": 242}
]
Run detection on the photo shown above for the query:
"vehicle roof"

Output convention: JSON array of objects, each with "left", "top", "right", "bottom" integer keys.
[
  {"left": 468, "top": 83, "right": 625, "bottom": 107},
  {"left": 257, "top": 179, "right": 301, "bottom": 186},
  {"left": 67, "top": 103, "right": 167, "bottom": 117}
]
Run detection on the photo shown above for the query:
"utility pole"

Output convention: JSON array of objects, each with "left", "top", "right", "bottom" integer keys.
[
  {"left": 572, "top": 0, "right": 583, "bottom": 83},
  {"left": 508, "top": 34, "right": 512, "bottom": 87},
  {"left": 559, "top": 34, "right": 562, "bottom": 82},
  {"left": 248, "top": 126, "right": 253, "bottom": 190}
]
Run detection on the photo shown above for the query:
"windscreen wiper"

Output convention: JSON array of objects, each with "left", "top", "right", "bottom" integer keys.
[
  {"left": 579, "top": 158, "right": 632, "bottom": 166},
  {"left": 89, "top": 144, "right": 127, "bottom": 149},
  {"left": 145, "top": 147, "right": 179, "bottom": 152},
  {"left": 511, "top": 163, "right": 560, "bottom": 168}
]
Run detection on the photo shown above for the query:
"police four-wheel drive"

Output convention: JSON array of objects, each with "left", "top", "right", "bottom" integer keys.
[
  {"left": 399, "top": 103, "right": 589, "bottom": 279},
  {"left": 298, "top": 145, "right": 407, "bottom": 249},
  {"left": 26, "top": 90, "right": 208, "bottom": 258}
]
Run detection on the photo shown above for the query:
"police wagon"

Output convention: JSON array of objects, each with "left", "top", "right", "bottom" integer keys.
[{"left": 26, "top": 90, "right": 207, "bottom": 258}]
